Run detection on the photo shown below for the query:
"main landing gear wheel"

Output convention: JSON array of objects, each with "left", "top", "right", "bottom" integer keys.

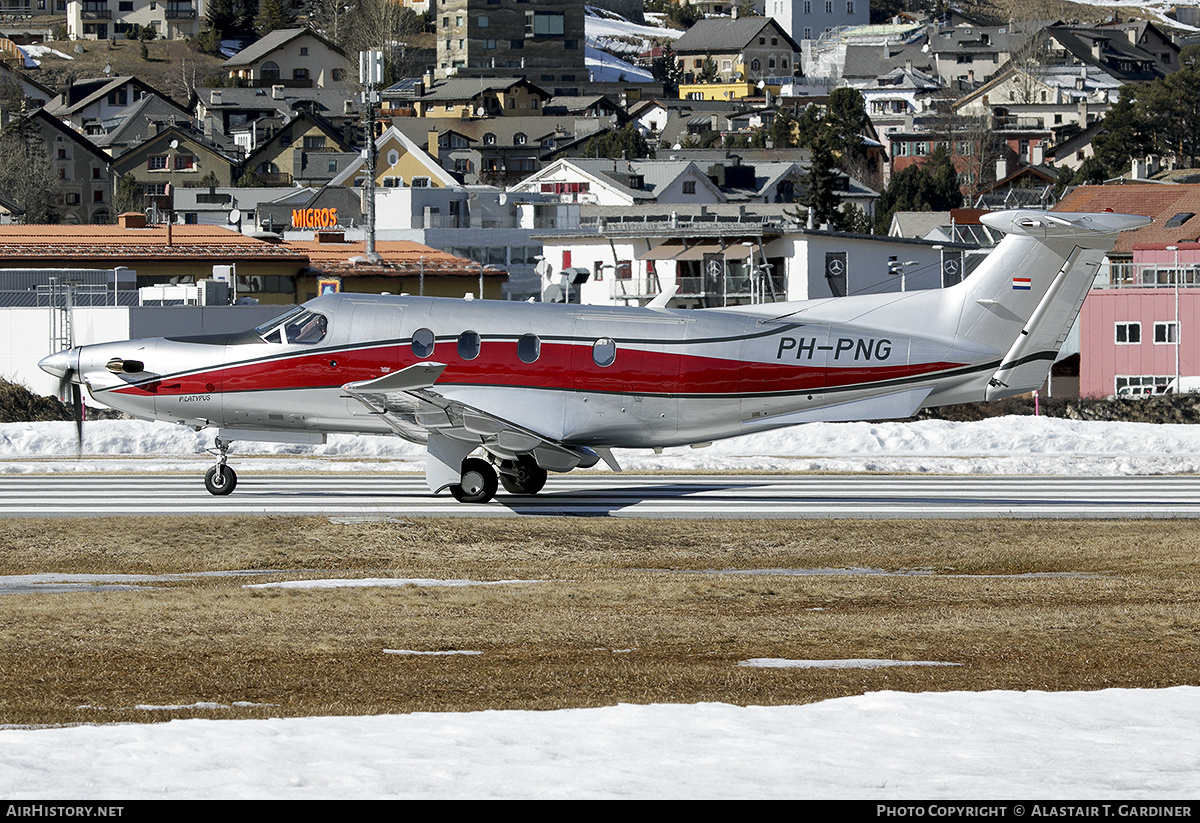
[
  {"left": 500, "top": 456, "right": 548, "bottom": 496},
  {"left": 204, "top": 465, "right": 238, "bottom": 496},
  {"left": 450, "top": 457, "right": 498, "bottom": 504}
]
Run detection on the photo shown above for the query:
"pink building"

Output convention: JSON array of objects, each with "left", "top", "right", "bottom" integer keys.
[
  {"left": 1056, "top": 183, "right": 1200, "bottom": 398},
  {"left": 1080, "top": 243, "right": 1200, "bottom": 397}
]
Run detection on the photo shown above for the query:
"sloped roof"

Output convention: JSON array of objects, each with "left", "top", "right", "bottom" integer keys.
[
  {"left": 45, "top": 76, "right": 173, "bottom": 118},
  {"left": 1054, "top": 183, "right": 1200, "bottom": 254},
  {"left": 287, "top": 239, "right": 506, "bottom": 279},
  {"left": 92, "top": 94, "right": 203, "bottom": 152},
  {"left": 222, "top": 28, "right": 344, "bottom": 67},
  {"left": 0, "top": 224, "right": 309, "bottom": 263},
  {"left": 842, "top": 44, "right": 933, "bottom": 80},
  {"left": 1044, "top": 26, "right": 1165, "bottom": 82},
  {"left": 673, "top": 18, "right": 800, "bottom": 54},
  {"left": 417, "top": 76, "right": 550, "bottom": 102}
]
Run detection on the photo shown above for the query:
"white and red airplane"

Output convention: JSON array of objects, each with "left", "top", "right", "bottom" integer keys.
[{"left": 39, "top": 209, "right": 1147, "bottom": 504}]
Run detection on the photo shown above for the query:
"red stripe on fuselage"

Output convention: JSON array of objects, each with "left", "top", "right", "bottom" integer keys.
[{"left": 108, "top": 340, "right": 968, "bottom": 398}]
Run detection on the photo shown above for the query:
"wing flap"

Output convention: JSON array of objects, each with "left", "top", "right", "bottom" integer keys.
[{"left": 342, "top": 363, "right": 595, "bottom": 476}]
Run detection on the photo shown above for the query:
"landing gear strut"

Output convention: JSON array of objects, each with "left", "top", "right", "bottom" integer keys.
[
  {"left": 204, "top": 436, "right": 237, "bottom": 496},
  {"left": 449, "top": 457, "right": 498, "bottom": 504},
  {"left": 499, "top": 455, "right": 548, "bottom": 495}
]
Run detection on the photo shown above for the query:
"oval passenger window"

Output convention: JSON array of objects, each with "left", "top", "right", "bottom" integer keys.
[
  {"left": 412, "top": 328, "right": 435, "bottom": 358},
  {"left": 517, "top": 333, "right": 541, "bottom": 363},
  {"left": 592, "top": 338, "right": 616, "bottom": 367},
  {"left": 458, "top": 330, "right": 481, "bottom": 361}
]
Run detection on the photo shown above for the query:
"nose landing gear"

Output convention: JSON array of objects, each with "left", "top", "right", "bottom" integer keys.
[{"left": 204, "top": 436, "right": 238, "bottom": 496}]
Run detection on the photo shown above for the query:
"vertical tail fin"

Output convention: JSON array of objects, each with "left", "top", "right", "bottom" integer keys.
[{"left": 953, "top": 210, "right": 1151, "bottom": 399}]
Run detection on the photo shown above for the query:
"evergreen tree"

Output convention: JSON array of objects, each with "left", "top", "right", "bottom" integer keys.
[
  {"left": 1135, "top": 50, "right": 1200, "bottom": 167},
  {"left": 581, "top": 124, "right": 653, "bottom": 160},
  {"left": 801, "top": 138, "right": 842, "bottom": 228},
  {"left": 651, "top": 41, "right": 680, "bottom": 94},
  {"left": 822, "top": 87, "right": 869, "bottom": 166},
  {"left": 767, "top": 108, "right": 797, "bottom": 148},
  {"left": 1092, "top": 86, "right": 1148, "bottom": 176},
  {"left": 873, "top": 145, "right": 962, "bottom": 234},
  {"left": 254, "top": 0, "right": 294, "bottom": 35}
]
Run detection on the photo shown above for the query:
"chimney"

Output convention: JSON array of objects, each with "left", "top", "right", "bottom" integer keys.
[
  {"left": 1031, "top": 143, "right": 1044, "bottom": 165},
  {"left": 428, "top": 129, "right": 439, "bottom": 159},
  {"left": 118, "top": 212, "right": 147, "bottom": 229},
  {"left": 210, "top": 89, "right": 221, "bottom": 106},
  {"left": 996, "top": 157, "right": 1008, "bottom": 180},
  {"left": 272, "top": 85, "right": 285, "bottom": 99}
]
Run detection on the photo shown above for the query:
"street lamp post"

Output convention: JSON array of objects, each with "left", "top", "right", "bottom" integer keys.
[{"left": 1168, "top": 245, "right": 1180, "bottom": 391}]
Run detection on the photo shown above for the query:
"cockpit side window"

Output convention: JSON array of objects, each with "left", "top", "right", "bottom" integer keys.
[{"left": 254, "top": 308, "right": 328, "bottom": 345}]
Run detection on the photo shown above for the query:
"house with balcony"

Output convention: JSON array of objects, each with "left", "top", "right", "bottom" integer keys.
[
  {"left": 1055, "top": 183, "right": 1200, "bottom": 397},
  {"left": 67, "top": 0, "right": 203, "bottom": 40},
  {"left": 535, "top": 203, "right": 960, "bottom": 308},
  {"left": 854, "top": 60, "right": 942, "bottom": 137}
]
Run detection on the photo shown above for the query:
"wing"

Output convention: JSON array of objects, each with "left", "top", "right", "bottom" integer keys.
[{"left": 341, "top": 363, "right": 608, "bottom": 492}]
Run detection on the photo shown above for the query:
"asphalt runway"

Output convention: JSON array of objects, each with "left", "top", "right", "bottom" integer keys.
[{"left": 4, "top": 472, "right": 1200, "bottom": 518}]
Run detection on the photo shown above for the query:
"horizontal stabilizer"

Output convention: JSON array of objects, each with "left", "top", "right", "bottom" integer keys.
[{"left": 980, "top": 210, "right": 1152, "bottom": 239}]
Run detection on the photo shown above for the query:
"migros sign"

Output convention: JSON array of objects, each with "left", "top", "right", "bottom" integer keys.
[{"left": 292, "top": 208, "right": 339, "bottom": 228}]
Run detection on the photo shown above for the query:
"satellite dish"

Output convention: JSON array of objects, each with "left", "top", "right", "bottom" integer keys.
[
  {"left": 170, "top": 139, "right": 179, "bottom": 149},
  {"left": 228, "top": 209, "right": 242, "bottom": 224}
]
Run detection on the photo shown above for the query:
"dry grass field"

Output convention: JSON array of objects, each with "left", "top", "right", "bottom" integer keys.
[{"left": 1, "top": 516, "right": 1198, "bottom": 727}]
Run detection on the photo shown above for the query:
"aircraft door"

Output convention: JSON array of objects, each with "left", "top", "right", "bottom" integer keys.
[{"left": 345, "top": 303, "right": 401, "bottom": 417}]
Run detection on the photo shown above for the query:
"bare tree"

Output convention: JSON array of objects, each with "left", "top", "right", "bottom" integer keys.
[{"left": 0, "top": 121, "right": 62, "bottom": 223}]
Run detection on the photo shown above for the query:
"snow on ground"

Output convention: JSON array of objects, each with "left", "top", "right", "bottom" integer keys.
[
  {"left": 3, "top": 688, "right": 1199, "bottom": 798},
  {"left": 17, "top": 44, "right": 73, "bottom": 67},
  {"left": 586, "top": 5, "right": 683, "bottom": 56},
  {"left": 586, "top": 44, "right": 655, "bottom": 83},
  {"left": 5, "top": 415, "right": 1200, "bottom": 476},
  {"left": 5, "top": 415, "right": 1200, "bottom": 797}
]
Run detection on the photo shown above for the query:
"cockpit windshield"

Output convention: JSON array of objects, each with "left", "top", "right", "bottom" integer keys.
[{"left": 254, "top": 307, "right": 328, "bottom": 345}]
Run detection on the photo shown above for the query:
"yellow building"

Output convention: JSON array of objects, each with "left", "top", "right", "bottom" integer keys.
[{"left": 678, "top": 80, "right": 762, "bottom": 101}]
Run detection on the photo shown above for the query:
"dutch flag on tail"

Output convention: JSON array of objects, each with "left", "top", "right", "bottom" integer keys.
[{"left": 1012, "top": 277, "right": 1032, "bottom": 290}]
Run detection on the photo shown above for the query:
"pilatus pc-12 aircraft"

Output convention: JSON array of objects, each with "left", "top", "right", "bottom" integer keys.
[{"left": 40, "top": 209, "right": 1147, "bottom": 504}]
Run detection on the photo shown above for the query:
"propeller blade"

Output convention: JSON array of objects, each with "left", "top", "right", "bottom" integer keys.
[{"left": 71, "top": 382, "right": 83, "bottom": 450}]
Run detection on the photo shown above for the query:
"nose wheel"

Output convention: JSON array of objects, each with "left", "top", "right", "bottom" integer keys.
[
  {"left": 204, "top": 436, "right": 238, "bottom": 496},
  {"left": 204, "top": 464, "right": 238, "bottom": 495},
  {"left": 449, "top": 457, "right": 498, "bottom": 504}
]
